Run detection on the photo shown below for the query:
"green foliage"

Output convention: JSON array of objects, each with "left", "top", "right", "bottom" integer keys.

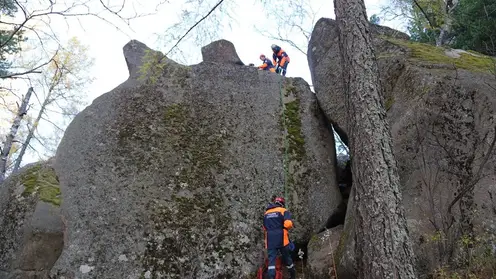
[
  {"left": 452, "top": 0, "right": 496, "bottom": 56},
  {"left": 0, "top": 0, "right": 26, "bottom": 76},
  {"left": 391, "top": 0, "right": 444, "bottom": 44},
  {"left": 385, "top": 37, "right": 495, "bottom": 72},
  {"left": 407, "top": 15, "right": 439, "bottom": 44},
  {"left": 399, "top": 0, "right": 496, "bottom": 54},
  {"left": 423, "top": 231, "right": 496, "bottom": 279},
  {"left": 0, "top": 0, "right": 18, "bottom": 16},
  {"left": 138, "top": 49, "right": 167, "bottom": 84}
]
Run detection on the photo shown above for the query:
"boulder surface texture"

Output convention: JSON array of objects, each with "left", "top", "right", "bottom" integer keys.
[
  {"left": 308, "top": 17, "right": 496, "bottom": 278},
  {"left": 0, "top": 160, "right": 64, "bottom": 279},
  {"left": 49, "top": 39, "right": 341, "bottom": 278}
]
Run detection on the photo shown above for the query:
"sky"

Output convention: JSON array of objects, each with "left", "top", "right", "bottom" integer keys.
[
  {"left": 55, "top": 0, "right": 407, "bottom": 101},
  {"left": 5, "top": 0, "right": 408, "bottom": 167}
]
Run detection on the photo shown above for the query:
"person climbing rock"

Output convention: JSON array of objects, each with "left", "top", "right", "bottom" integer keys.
[
  {"left": 271, "top": 44, "right": 290, "bottom": 76},
  {"left": 263, "top": 196, "right": 296, "bottom": 279},
  {"left": 258, "top": 54, "right": 276, "bottom": 72}
]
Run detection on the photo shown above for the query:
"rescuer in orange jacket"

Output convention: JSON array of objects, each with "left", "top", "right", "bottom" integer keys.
[
  {"left": 257, "top": 54, "right": 276, "bottom": 72},
  {"left": 263, "top": 196, "right": 296, "bottom": 279},
  {"left": 271, "top": 44, "right": 290, "bottom": 76}
]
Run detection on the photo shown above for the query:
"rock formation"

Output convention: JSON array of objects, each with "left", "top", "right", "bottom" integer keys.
[
  {"left": 308, "top": 18, "right": 496, "bottom": 278},
  {"left": 1, "top": 17, "right": 493, "bottom": 279},
  {"left": 307, "top": 225, "right": 343, "bottom": 278},
  {"left": 0, "top": 160, "right": 64, "bottom": 279},
  {"left": 201, "top": 39, "right": 245, "bottom": 65},
  {"left": 45, "top": 39, "right": 341, "bottom": 278}
]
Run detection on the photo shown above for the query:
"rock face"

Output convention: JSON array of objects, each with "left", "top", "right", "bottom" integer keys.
[
  {"left": 307, "top": 18, "right": 409, "bottom": 141},
  {"left": 201, "top": 39, "right": 245, "bottom": 65},
  {"left": 307, "top": 225, "right": 343, "bottom": 279},
  {"left": 308, "top": 17, "right": 496, "bottom": 277},
  {"left": 50, "top": 40, "right": 341, "bottom": 278},
  {"left": 0, "top": 160, "right": 64, "bottom": 279}
]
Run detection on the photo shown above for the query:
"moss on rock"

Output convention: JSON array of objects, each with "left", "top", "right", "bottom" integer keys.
[
  {"left": 138, "top": 49, "right": 167, "bottom": 84},
  {"left": 281, "top": 80, "right": 306, "bottom": 163},
  {"left": 385, "top": 96, "right": 395, "bottom": 110},
  {"left": 383, "top": 37, "right": 495, "bottom": 73},
  {"left": 277, "top": 79, "right": 308, "bottom": 232},
  {"left": 141, "top": 102, "right": 236, "bottom": 278},
  {"left": 20, "top": 163, "right": 61, "bottom": 206},
  {"left": 163, "top": 103, "right": 226, "bottom": 186}
]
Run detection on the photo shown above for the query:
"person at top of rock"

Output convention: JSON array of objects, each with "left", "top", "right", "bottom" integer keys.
[
  {"left": 257, "top": 54, "right": 276, "bottom": 72},
  {"left": 271, "top": 44, "right": 290, "bottom": 76},
  {"left": 263, "top": 196, "right": 296, "bottom": 279}
]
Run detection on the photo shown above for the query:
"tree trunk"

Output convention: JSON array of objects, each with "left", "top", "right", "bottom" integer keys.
[
  {"left": 333, "top": 0, "right": 418, "bottom": 278},
  {"left": 436, "top": 18, "right": 453, "bottom": 47},
  {"left": 13, "top": 67, "right": 61, "bottom": 171},
  {"left": 0, "top": 87, "right": 33, "bottom": 183},
  {"left": 436, "top": 1, "right": 459, "bottom": 46},
  {"left": 13, "top": 97, "right": 49, "bottom": 172}
]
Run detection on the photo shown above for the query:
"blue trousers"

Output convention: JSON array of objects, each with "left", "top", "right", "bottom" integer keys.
[
  {"left": 275, "top": 61, "right": 289, "bottom": 76},
  {"left": 279, "top": 61, "right": 289, "bottom": 76},
  {"left": 267, "top": 245, "right": 295, "bottom": 279}
]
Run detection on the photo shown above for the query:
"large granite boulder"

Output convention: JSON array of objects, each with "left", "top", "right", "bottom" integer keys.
[
  {"left": 308, "top": 18, "right": 496, "bottom": 278},
  {"left": 50, "top": 40, "right": 341, "bottom": 278},
  {"left": 0, "top": 160, "right": 64, "bottom": 279},
  {"left": 201, "top": 39, "right": 245, "bottom": 65},
  {"left": 307, "top": 225, "right": 343, "bottom": 279}
]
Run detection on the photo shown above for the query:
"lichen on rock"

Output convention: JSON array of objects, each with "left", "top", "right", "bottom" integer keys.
[
  {"left": 0, "top": 160, "right": 64, "bottom": 279},
  {"left": 308, "top": 17, "right": 496, "bottom": 278},
  {"left": 19, "top": 163, "right": 61, "bottom": 206},
  {"left": 50, "top": 39, "right": 341, "bottom": 278}
]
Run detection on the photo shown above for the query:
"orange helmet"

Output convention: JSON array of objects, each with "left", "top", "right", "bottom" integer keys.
[{"left": 274, "top": 196, "right": 285, "bottom": 207}]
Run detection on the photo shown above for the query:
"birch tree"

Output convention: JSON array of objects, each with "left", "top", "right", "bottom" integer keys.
[
  {"left": 0, "top": 0, "right": 151, "bottom": 79},
  {"left": 381, "top": 0, "right": 460, "bottom": 46},
  {"left": 333, "top": 0, "right": 418, "bottom": 277},
  {"left": 12, "top": 37, "right": 94, "bottom": 170},
  {"left": 0, "top": 87, "right": 32, "bottom": 183}
]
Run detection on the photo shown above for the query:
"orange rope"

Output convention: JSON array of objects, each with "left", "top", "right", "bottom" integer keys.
[{"left": 327, "top": 229, "right": 339, "bottom": 279}]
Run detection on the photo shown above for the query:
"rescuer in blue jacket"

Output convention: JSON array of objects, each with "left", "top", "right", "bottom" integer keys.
[
  {"left": 263, "top": 196, "right": 296, "bottom": 279},
  {"left": 257, "top": 54, "right": 276, "bottom": 72},
  {"left": 271, "top": 44, "right": 290, "bottom": 76}
]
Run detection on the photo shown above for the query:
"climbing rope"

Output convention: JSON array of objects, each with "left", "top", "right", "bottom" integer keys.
[{"left": 277, "top": 74, "right": 290, "bottom": 208}]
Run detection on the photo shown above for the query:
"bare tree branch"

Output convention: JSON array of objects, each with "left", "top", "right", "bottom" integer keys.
[
  {"left": 0, "top": 87, "right": 33, "bottom": 183},
  {"left": 447, "top": 125, "right": 496, "bottom": 215},
  {"left": 166, "top": 0, "right": 225, "bottom": 56},
  {"left": 40, "top": 115, "right": 64, "bottom": 132},
  {"left": 412, "top": 0, "right": 435, "bottom": 29},
  {"left": 255, "top": 26, "right": 308, "bottom": 56}
]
